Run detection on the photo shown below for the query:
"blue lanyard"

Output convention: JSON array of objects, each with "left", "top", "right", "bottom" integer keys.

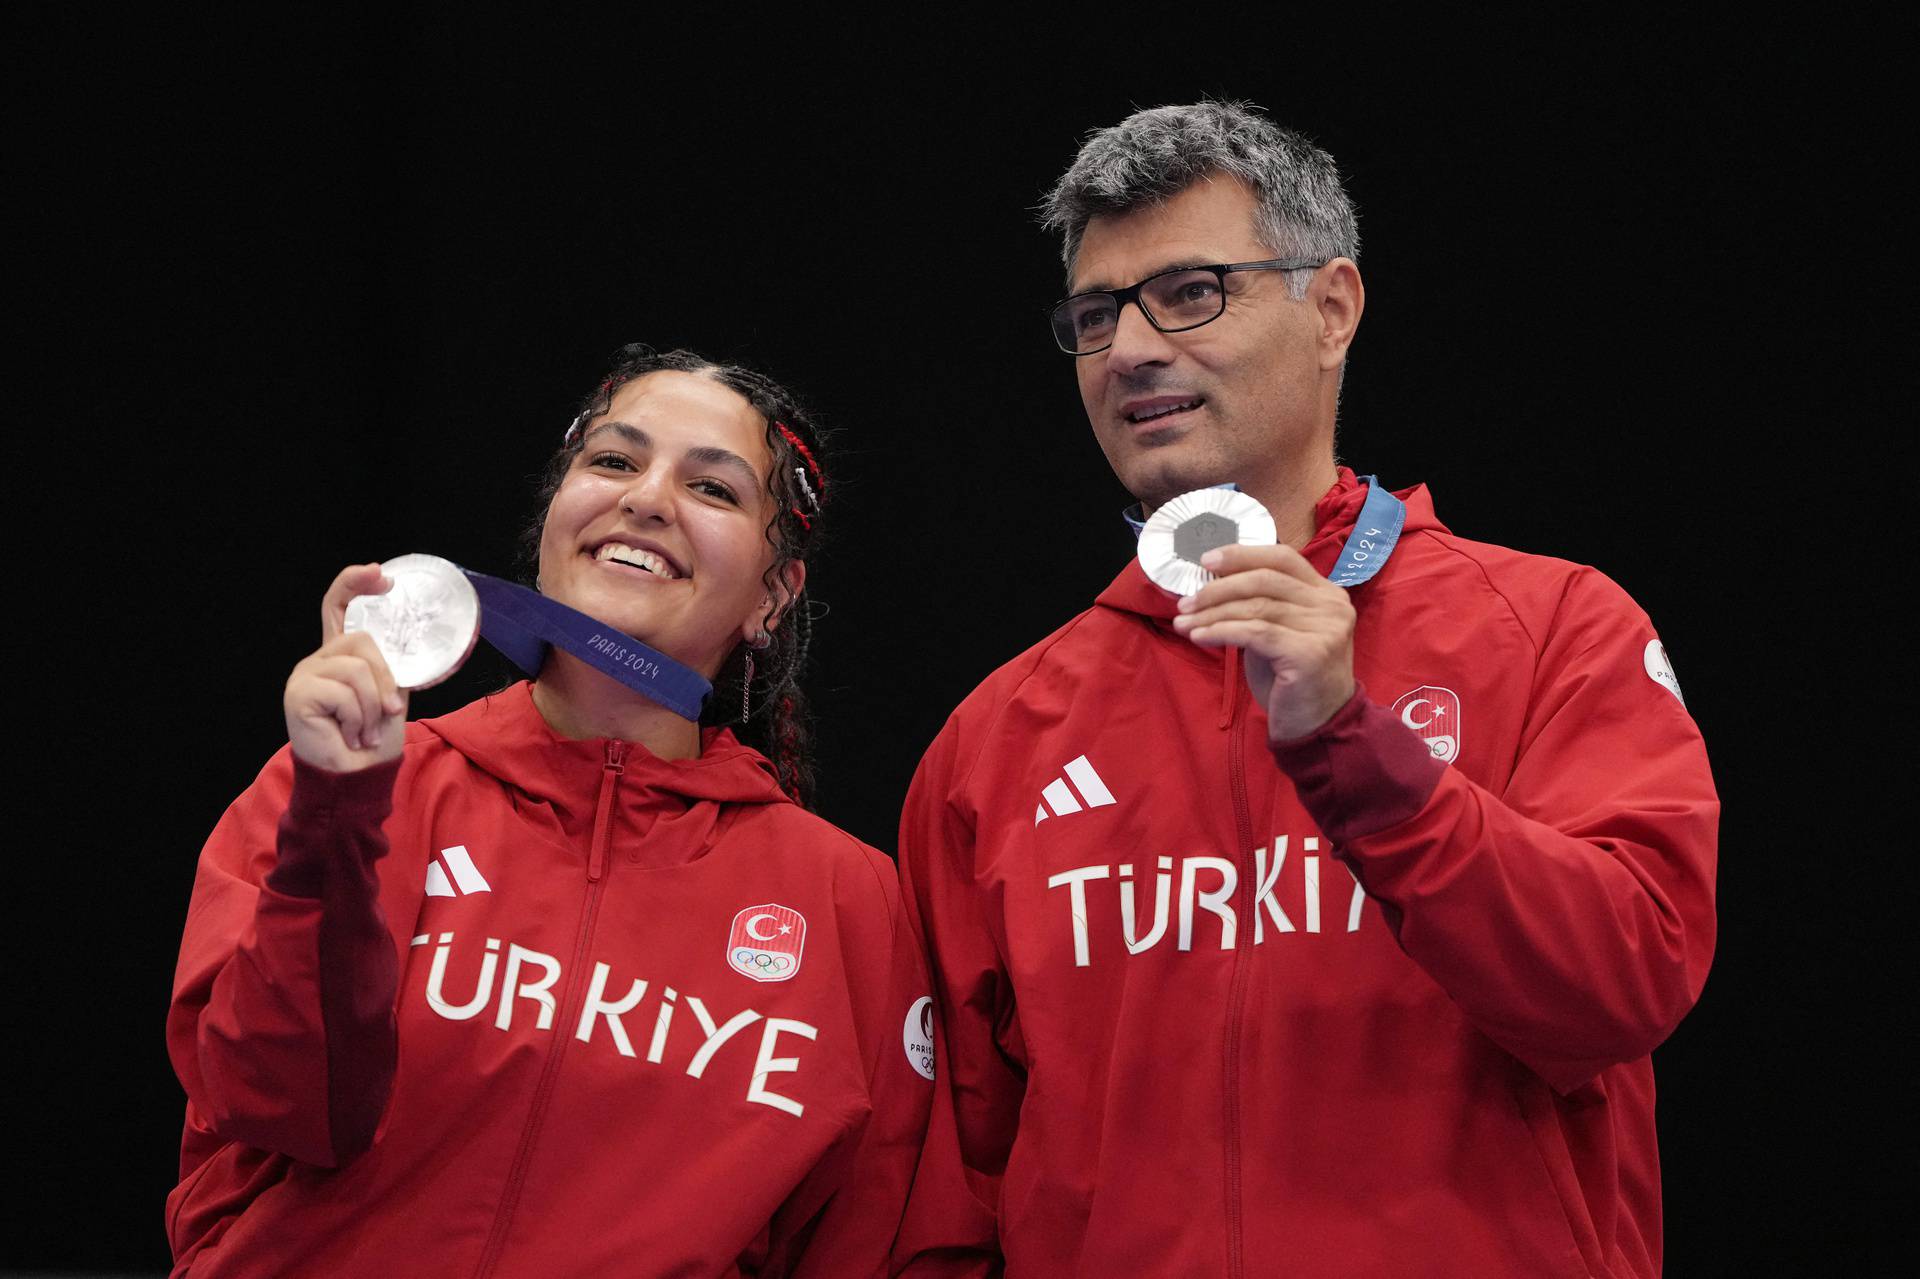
[
  {"left": 462, "top": 571, "right": 713, "bottom": 721},
  {"left": 1325, "top": 476, "right": 1406, "bottom": 588}
]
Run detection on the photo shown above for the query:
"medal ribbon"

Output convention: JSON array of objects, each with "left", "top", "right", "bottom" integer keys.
[
  {"left": 461, "top": 570, "right": 713, "bottom": 721},
  {"left": 1325, "top": 476, "right": 1406, "bottom": 588}
]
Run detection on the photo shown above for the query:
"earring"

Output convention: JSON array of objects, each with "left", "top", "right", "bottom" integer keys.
[{"left": 740, "top": 630, "right": 772, "bottom": 722}]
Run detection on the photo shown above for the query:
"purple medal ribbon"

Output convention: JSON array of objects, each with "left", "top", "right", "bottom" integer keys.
[{"left": 461, "top": 570, "right": 712, "bottom": 721}]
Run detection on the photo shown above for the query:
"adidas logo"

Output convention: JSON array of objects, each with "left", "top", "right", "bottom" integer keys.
[
  {"left": 1034, "top": 756, "right": 1116, "bottom": 825},
  {"left": 425, "top": 845, "right": 492, "bottom": 897}
]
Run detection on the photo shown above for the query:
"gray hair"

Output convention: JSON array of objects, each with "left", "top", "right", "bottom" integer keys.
[{"left": 1040, "top": 100, "right": 1359, "bottom": 297}]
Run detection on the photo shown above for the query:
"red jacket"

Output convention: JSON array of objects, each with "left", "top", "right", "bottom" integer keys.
[
  {"left": 893, "top": 471, "right": 1718, "bottom": 1278},
  {"left": 168, "top": 682, "right": 933, "bottom": 1277}
]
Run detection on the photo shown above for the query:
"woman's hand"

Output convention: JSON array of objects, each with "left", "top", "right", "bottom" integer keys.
[{"left": 284, "top": 563, "right": 410, "bottom": 772}]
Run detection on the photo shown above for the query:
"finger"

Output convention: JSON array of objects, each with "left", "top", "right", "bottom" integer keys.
[
  {"left": 1201, "top": 542, "right": 1325, "bottom": 585},
  {"left": 1185, "top": 619, "right": 1311, "bottom": 654},
  {"left": 321, "top": 563, "right": 391, "bottom": 643},
  {"left": 1174, "top": 597, "right": 1306, "bottom": 632},
  {"left": 300, "top": 673, "right": 369, "bottom": 748},
  {"left": 306, "top": 655, "right": 388, "bottom": 747},
  {"left": 1178, "top": 567, "right": 1321, "bottom": 613},
  {"left": 1178, "top": 592, "right": 1351, "bottom": 632},
  {"left": 328, "top": 631, "right": 407, "bottom": 715}
]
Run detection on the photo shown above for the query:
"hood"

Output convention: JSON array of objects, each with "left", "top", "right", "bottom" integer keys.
[
  {"left": 1096, "top": 467, "right": 1447, "bottom": 622},
  {"left": 418, "top": 683, "right": 792, "bottom": 849}
]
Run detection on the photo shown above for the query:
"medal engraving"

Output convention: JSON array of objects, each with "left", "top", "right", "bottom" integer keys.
[
  {"left": 1173, "top": 512, "right": 1240, "bottom": 564},
  {"left": 1138, "top": 489, "right": 1278, "bottom": 596},
  {"left": 343, "top": 553, "right": 481, "bottom": 689}
]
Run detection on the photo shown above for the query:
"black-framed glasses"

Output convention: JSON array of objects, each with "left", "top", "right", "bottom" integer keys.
[{"left": 1048, "top": 257, "right": 1326, "bottom": 355}]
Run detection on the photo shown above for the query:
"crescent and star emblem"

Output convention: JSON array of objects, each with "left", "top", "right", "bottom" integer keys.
[
  {"left": 746, "top": 913, "right": 782, "bottom": 941},
  {"left": 1400, "top": 698, "right": 1445, "bottom": 730}
]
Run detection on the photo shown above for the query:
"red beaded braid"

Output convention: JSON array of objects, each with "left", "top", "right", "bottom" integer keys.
[
  {"left": 775, "top": 421, "right": 826, "bottom": 531},
  {"left": 775, "top": 421, "right": 824, "bottom": 485}
]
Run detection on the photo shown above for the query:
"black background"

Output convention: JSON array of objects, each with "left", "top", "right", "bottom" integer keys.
[{"left": 13, "top": 9, "right": 1900, "bottom": 1275}]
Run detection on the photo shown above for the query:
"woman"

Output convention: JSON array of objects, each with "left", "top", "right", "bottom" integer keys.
[{"left": 165, "top": 346, "right": 933, "bottom": 1277}]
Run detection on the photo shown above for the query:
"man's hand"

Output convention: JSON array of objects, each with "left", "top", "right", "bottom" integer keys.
[
  {"left": 284, "top": 564, "right": 409, "bottom": 772},
  {"left": 1171, "top": 543, "right": 1356, "bottom": 741}
]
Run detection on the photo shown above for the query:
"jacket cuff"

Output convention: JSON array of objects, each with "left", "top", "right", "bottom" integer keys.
[
  {"left": 267, "top": 756, "right": 402, "bottom": 899},
  {"left": 1267, "top": 684, "right": 1447, "bottom": 844}
]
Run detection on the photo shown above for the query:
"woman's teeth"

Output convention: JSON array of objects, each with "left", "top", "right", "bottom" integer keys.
[{"left": 595, "top": 544, "right": 680, "bottom": 580}]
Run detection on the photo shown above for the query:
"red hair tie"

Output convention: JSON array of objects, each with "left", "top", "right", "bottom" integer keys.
[
  {"left": 774, "top": 422, "right": 825, "bottom": 490},
  {"left": 775, "top": 421, "right": 824, "bottom": 532}
]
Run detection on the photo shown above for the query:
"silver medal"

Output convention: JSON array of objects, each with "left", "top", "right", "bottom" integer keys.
[
  {"left": 342, "top": 553, "right": 481, "bottom": 690},
  {"left": 1137, "top": 488, "right": 1278, "bottom": 596}
]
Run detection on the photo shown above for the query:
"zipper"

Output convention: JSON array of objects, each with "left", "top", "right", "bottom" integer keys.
[
  {"left": 586, "top": 741, "right": 624, "bottom": 882},
  {"left": 474, "top": 740, "right": 626, "bottom": 1277},
  {"left": 1221, "top": 649, "right": 1256, "bottom": 1279}
]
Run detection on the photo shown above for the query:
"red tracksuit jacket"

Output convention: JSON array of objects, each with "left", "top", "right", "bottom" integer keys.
[
  {"left": 893, "top": 470, "right": 1718, "bottom": 1277},
  {"left": 167, "top": 681, "right": 933, "bottom": 1277}
]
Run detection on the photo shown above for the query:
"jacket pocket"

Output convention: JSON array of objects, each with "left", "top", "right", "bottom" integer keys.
[{"left": 1512, "top": 1070, "right": 1611, "bottom": 1277}]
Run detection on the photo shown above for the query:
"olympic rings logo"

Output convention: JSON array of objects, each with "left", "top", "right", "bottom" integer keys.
[{"left": 733, "top": 948, "right": 793, "bottom": 973}]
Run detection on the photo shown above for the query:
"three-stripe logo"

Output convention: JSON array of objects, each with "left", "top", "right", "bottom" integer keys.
[
  {"left": 1034, "top": 755, "right": 1116, "bottom": 825},
  {"left": 424, "top": 845, "right": 492, "bottom": 897}
]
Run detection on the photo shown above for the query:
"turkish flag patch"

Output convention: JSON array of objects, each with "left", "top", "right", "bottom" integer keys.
[
  {"left": 1390, "top": 685, "right": 1462, "bottom": 765},
  {"left": 727, "top": 903, "right": 807, "bottom": 982}
]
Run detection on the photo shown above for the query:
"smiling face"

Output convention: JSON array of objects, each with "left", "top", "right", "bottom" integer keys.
[
  {"left": 537, "top": 370, "right": 803, "bottom": 679},
  {"left": 1070, "top": 176, "right": 1360, "bottom": 514}
]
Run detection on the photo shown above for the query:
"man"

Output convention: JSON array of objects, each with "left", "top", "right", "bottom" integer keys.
[{"left": 891, "top": 101, "right": 1717, "bottom": 1278}]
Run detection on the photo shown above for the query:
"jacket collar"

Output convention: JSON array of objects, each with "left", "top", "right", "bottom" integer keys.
[{"left": 418, "top": 681, "right": 791, "bottom": 813}]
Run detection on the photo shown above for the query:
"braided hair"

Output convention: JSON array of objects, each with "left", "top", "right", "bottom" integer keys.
[{"left": 523, "top": 343, "right": 832, "bottom": 807}]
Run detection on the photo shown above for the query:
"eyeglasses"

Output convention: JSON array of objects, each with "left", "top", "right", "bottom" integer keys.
[{"left": 1048, "top": 257, "right": 1326, "bottom": 355}]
